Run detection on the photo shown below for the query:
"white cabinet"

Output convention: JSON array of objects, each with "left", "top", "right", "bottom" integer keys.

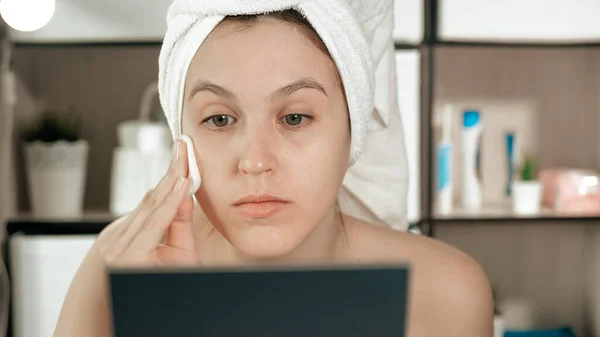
[
  {"left": 393, "top": 0, "right": 424, "bottom": 43},
  {"left": 395, "top": 50, "right": 421, "bottom": 223},
  {"left": 10, "top": 234, "right": 96, "bottom": 337},
  {"left": 9, "top": 0, "right": 172, "bottom": 43},
  {"left": 439, "top": 0, "right": 600, "bottom": 42}
]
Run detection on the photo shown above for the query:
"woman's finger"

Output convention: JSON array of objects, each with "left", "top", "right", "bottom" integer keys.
[
  {"left": 156, "top": 140, "right": 189, "bottom": 202},
  {"left": 167, "top": 137, "right": 201, "bottom": 252},
  {"left": 167, "top": 196, "right": 196, "bottom": 253},
  {"left": 108, "top": 188, "right": 158, "bottom": 258},
  {"left": 126, "top": 176, "right": 190, "bottom": 254},
  {"left": 95, "top": 215, "right": 131, "bottom": 263},
  {"left": 110, "top": 140, "right": 188, "bottom": 256}
]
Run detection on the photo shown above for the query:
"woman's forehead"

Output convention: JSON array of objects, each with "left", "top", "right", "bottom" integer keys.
[{"left": 184, "top": 19, "right": 341, "bottom": 97}]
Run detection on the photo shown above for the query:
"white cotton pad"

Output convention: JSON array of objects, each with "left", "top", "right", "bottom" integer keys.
[{"left": 180, "top": 135, "right": 201, "bottom": 197}]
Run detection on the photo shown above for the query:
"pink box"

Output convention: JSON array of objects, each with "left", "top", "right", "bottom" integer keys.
[
  {"left": 540, "top": 169, "right": 561, "bottom": 208},
  {"left": 540, "top": 168, "right": 600, "bottom": 214}
]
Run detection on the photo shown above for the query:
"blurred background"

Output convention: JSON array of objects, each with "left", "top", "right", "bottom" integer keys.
[{"left": 0, "top": 0, "right": 600, "bottom": 337}]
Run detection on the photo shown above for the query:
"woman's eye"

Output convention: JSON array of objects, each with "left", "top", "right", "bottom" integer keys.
[
  {"left": 206, "top": 115, "right": 236, "bottom": 128},
  {"left": 283, "top": 114, "right": 311, "bottom": 127}
]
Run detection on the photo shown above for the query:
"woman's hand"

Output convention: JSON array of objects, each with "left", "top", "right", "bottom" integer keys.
[
  {"left": 54, "top": 141, "right": 199, "bottom": 337},
  {"left": 97, "top": 139, "right": 199, "bottom": 267},
  {"left": 54, "top": 139, "right": 201, "bottom": 337}
]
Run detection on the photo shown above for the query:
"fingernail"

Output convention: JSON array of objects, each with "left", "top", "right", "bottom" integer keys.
[
  {"left": 176, "top": 176, "right": 186, "bottom": 191},
  {"left": 172, "top": 141, "right": 181, "bottom": 163}
]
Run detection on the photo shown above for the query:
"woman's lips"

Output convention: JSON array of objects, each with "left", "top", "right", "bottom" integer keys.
[{"left": 233, "top": 194, "right": 291, "bottom": 218}]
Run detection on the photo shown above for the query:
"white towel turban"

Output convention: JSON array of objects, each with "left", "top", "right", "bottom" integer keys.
[{"left": 158, "top": 0, "right": 409, "bottom": 230}]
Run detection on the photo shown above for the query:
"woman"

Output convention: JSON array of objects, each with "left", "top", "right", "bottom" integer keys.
[{"left": 54, "top": 4, "right": 493, "bottom": 337}]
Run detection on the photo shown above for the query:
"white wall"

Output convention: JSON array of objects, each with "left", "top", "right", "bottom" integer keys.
[
  {"left": 393, "top": 0, "right": 423, "bottom": 43},
  {"left": 395, "top": 50, "right": 421, "bottom": 223},
  {"left": 9, "top": 0, "right": 172, "bottom": 43},
  {"left": 439, "top": 0, "right": 600, "bottom": 42},
  {"left": 12, "top": 0, "right": 426, "bottom": 44}
]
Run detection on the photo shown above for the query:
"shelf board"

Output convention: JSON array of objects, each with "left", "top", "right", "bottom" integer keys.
[
  {"left": 393, "top": 40, "right": 600, "bottom": 52},
  {"left": 6, "top": 211, "right": 117, "bottom": 236},
  {"left": 394, "top": 42, "right": 424, "bottom": 50},
  {"left": 10, "top": 210, "right": 117, "bottom": 223},
  {"left": 431, "top": 202, "right": 600, "bottom": 223},
  {"left": 15, "top": 40, "right": 600, "bottom": 50},
  {"left": 13, "top": 41, "right": 163, "bottom": 49},
  {"left": 433, "top": 40, "right": 600, "bottom": 49}
]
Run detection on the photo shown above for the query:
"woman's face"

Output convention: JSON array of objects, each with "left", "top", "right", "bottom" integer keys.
[{"left": 181, "top": 18, "right": 350, "bottom": 259}]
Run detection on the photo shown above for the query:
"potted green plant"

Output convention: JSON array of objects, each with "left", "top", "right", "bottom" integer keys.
[
  {"left": 512, "top": 153, "right": 542, "bottom": 215},
  {"left": 21, "top": 107, "right": 88, "bottom": 218}
]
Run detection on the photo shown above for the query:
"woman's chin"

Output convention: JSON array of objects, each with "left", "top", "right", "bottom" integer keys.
[{"left": 226, "top": 226, "right": 307, "bottom": 261}]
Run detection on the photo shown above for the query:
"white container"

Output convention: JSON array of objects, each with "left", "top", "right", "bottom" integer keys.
[
  {"left": 512, "top": 181, "right": 542, "bottom": 215},
  {"left": 117, "top": 120, "right": 171, "bottom": 149},
  {"left": 137, "top": 122, "right": 171, "bottom": 153},
  {"left": 494, "top": 315, "right": 505, "bottom": 337},
  {"left": 461, "top": 110, "right": 483, "bottom": 210},
  {"left": 10, "top": 234, "right": 96, "bottom": 337},
  {"left": 437, "top": 105, "right": 453, "bottom": 214},
  {"left": 109, "top": 147, "right": 171, "bottom": 216},
  {"left": 117, "top": 120, "right": 144, "bottom": 148},
  {"left": 110, "top": 122, "right": 172, "bottom": 216},
  {"left": 24, "top": 140, "right": 89, "bottom": 218},
  {"left": 136, "top": 123, "right": 171, "bottom": 191},
  {"left": 109, "top": 148, "right": 146, "bottom": 216}
]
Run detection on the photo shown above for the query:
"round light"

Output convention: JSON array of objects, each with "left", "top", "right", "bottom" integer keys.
[{"left": 0, "top": 0, "right": 55, "bottom": 32}]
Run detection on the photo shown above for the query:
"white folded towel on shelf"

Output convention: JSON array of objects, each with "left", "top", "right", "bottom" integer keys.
[{"left": 158, "top": 0, "right": 409, "bottom": 230}]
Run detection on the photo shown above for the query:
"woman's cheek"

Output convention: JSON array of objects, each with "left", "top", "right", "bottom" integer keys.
[
  {"left": 196, "top": 161, "right": 232, "bottom": 223},
  {"left": 288, "top": 137, "right": 342, "bottom": 193},
  {"left": 199, "top": 147, "right": 231, "bottom": 186}
]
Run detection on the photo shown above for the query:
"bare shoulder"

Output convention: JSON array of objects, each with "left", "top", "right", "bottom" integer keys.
[
  {"left": 345, "top": 217, "right": 494, "bottom": 337},
  {"left": 344, "top": 216, "right": 486, "bottom": 275}
]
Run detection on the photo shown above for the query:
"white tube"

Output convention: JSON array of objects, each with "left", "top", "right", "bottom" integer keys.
[
  {"left": 461, "top": 109, "right": 483, "bottom": 210},
  {"left": 437, "top": 105, "right": 453, "bottom": 214}
]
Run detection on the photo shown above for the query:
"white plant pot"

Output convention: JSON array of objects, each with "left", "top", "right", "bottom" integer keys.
[
  {"left": 512, "top": 181, "right": 542, "bottom": 215},
  {"left": 24, "top": 140, "right": 89, "bottom": 218},
  {"left": 494, "top": 315, "right": 505, "bottom": 337}
]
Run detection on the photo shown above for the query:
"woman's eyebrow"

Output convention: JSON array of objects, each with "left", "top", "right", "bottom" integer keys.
[
  {"left": 188, "top": 80, "right": 236, "bottom": 101},
  {"left": 270, "top": 77, "right": 328, "bottom": 100},
  {"left": 188, "top": 77, "right": 328, "bottom": 102}
]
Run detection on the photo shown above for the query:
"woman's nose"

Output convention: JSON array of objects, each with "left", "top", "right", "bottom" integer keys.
[{"left": 238, "top": 130, "right": 276, "bottom": 175}]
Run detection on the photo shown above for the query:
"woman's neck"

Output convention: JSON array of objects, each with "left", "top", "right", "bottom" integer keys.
[{"left": 194, "top": 206, "right": 352, "bottom": 266}]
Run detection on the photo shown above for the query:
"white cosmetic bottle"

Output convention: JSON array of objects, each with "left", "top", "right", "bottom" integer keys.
[
  {"left": 461, "top": 109, "right": 483, "bottom": 210},
  {"left": 437, "top": 105, "right": 453, "bottom": 214}
]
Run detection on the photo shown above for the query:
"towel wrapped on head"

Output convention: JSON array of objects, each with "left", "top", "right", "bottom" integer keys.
[{"left": 158, "top": 0, "right": 409, "bottom": 230}]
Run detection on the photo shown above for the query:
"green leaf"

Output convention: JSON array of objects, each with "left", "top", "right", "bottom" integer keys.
[
  {"left": 20, "top": 107, "right": 82, "bottom": 143},
  {"left": 520, "top": 153, "right": 538, "bottom": 181}
]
